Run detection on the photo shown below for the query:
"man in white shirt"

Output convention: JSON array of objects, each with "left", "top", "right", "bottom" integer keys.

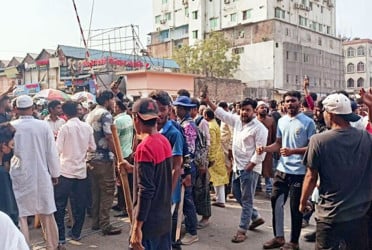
[
  {"left": 203, "top": 95, "right": 268, "bottom": 243},
  {"left": 55, "top": 101, "right": 96, "bottom": 246},
  {"left": 44, "top": 100, "right": 65, "bottom": 138}
]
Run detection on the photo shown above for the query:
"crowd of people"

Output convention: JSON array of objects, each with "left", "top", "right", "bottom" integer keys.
[{"left": 0, "top": 78, "right": 371, "bottom": 250}]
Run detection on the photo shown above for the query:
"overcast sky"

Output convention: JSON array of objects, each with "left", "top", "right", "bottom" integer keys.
[{"left": 0, "top": 0, "right": 370, "bottom": 60}]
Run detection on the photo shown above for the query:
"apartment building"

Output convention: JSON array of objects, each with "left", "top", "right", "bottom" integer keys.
[
  {"left": 149, "top": 0, "right": 343, "bottom": 96},
  {"left": 343, "top": 39, "right": 372, "bottom": 92}
]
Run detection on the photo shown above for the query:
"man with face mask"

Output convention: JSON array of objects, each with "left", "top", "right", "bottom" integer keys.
[
  {"left": 202, "top": 95, "right": 268, "bottom": 244},
  {"left": 257, "top": 91, "right": 316, "bottom": 250}
]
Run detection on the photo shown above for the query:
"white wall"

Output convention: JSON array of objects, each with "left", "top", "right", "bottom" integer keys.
[{"left": 233, "top": 41, "right": 274, "bottom": 88}]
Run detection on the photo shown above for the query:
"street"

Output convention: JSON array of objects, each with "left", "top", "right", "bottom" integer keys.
[{"left": 30, "top": 192, "right": 315, "bottom": 250}]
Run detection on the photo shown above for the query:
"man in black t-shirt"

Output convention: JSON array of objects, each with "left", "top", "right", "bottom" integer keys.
[{"left": 301, "top": 93, "right": 372, "bottom": 250}]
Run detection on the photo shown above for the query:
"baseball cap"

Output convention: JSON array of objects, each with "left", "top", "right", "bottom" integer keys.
[
  {"left": 16, "top": 95, "right": 33, "bottom": 108},
  {"left": 172, "top": 96, "right": 196, "bottom": 107},
  {"left": 322, "top": 93, "right": 360, "bottom": 122},
  {"left": 132, "top": 98, "right": 159, "bottom": 121}
]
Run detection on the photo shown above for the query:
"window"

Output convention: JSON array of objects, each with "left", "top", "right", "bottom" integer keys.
[
  {"left": 275, "top": 8, "right": 281, "bottom": 18},
  {"left": 311, "top": 22, "right": 317, "bottom": 31},
  {"left": 185, "top": 7, "right": 189, "bottom": 17},
  {"left": 242, "top": 9, "right": 252, "bottom": 20},
  {"left": 370, "top": 77, "right": 372, "bottom": 87},
  {"left": 347, "top": 78, "right": 354, "bottom": 88},
  {"left": 357, "top": 78, "right": 364, "bottom": 88},
  {"left": 162, "top": 0, "right": 168, "bottom": 4},
  {"left": 155, "top": 15, "right": 161, "bottom": 24},
  {"left": 318, "top": 24, "right": 323, "bottom": 32},
  {"left": 306, "top": 33, "right": 311, "bottom": 42},
  {"left": 357, "top": 62, "right": 365, "bottom": 72},
  {"left": 294, "top": 52, "right": 298, "bottom": 61},
  {"left": 286, "top": 74, "right": 289, "bottom": 83},
  {"left": 286, "top": 51, "right": 289, "bottom": 60},
  {"left": 329, "top": 40, "right": 333, "bottom": 49},
  {"left": 299, "top": 16, "right": 307, "bottom": 26},
  {"left": 318, "top": 37, "right": 322, "bottom": 46},
  {"left": 232, "top": 47, "right": 244, "bottom": 54},
  {"left": 347, "top": 47, "right": 355, "bottom": 57},
  {"left": 165, "top": 12, "right": 171, "bottom": 20},
  {"left": 210, "top": 18, "right": 218, "bottom": 30},
  {"left": 295, "top": 75, "right": 299, "bottom": 84},
  {"left": 357, "top": 46, "right": 365, "bottom": 56},
  {"left": 347, "top": 63, "right": 355, "bottom": 73},
  {"left": 192, "top": 11, "right": 198, "bottom": 19},
  {"left": 230, "top": 13, "right": 237, "bottom": 22},
  {"left": 192, "top": 30, "right": 198, "bottom": 39},
  {"left": 304, "top": 54, "right": 309, "bottom": 63},
  {"left": 327, "top": 26, "right": 331, "bottom": 34},
  {"left": 285, "top": 28, "right": 290, "bottom": 36}
]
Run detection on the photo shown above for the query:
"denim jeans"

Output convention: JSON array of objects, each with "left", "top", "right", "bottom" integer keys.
[
  {"left": 183, "top": 173, "right": 198, "bottom": 236},
  {"left": 232, "top": 170, "right": 260, "bottom": 232},
  {"left": 271, "top": 171, "right": 304, "bottom": 243},
  {"left": 54, "top": 176, "right": 89, "bottom": 242}
]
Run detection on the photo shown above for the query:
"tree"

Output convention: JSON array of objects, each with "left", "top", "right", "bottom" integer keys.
[{"left": 173, "top": 32, "right": 240, "bottom": 78}]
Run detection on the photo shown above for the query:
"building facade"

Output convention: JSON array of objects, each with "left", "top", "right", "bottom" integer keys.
[
  {"left": 149, "top": 0, "right": 343, "bottom": 97},
  {"left": 343, "top": 39, "right": 372, "bottom": 93}
]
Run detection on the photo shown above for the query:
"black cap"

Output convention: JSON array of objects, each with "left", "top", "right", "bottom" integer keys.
[{"left": 132, "top": 98, "right": 159, "bottom": 121}]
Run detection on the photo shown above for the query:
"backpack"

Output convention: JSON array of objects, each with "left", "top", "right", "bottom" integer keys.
[
  {"left": 194, "top": 117, "right": 209, "bottom": 169},
  {"left": 170, "top": 120, "right": 192, "bottom": 170}
]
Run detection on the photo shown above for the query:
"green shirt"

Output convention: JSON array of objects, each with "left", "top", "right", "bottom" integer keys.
[{"left": 114, "top": 112, "right": 134, "bottom": 158}]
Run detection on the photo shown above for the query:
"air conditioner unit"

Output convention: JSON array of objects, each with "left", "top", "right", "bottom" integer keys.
[
  {"left": 160, "top": 19, "right": 167, "bottom": 24},
  {"left": 224, "top": 0, "right": 230, "bottom": 4}
]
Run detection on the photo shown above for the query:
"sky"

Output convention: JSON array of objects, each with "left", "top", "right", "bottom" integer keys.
[{"left": 0, "top": 0, "right": 371, "bottom": 60}]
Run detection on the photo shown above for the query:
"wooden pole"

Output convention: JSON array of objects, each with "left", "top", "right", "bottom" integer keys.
[
  {"left": 110, "top": 124, "right": 133, "bottom": 224},
  {"left": 175, "top": 185, "right": 185, "bottom": 241}
]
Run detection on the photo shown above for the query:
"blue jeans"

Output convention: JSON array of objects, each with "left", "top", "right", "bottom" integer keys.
[
  {"left": 141, "top": 232, "right": 171, "bottom": 250},
  {"left": 232, "top": 170, "right": 260, "bottom": 232},
  {"left": 183, "top": 173, "right": 198, "bottom": 236}
]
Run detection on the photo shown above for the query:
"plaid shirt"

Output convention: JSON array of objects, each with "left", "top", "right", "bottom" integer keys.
[{"left": 86, "top": 105, "right": 113, "bottom": 161}]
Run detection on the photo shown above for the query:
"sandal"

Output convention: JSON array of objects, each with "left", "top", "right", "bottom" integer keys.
[{"left": 231, "top": 232, "right": 247, "bottom": 243}]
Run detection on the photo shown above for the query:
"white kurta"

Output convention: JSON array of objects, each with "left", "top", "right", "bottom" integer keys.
[
  {"left": 0, "top": 211, "right": 29, "bottom": 250},
  {"left": 10, "top": 116, "right": 60, "bottom": 216}
]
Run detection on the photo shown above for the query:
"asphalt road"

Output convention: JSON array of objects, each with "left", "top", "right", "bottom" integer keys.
[{"left": 30, "top": 192, "right": 315, "bottom": 250}]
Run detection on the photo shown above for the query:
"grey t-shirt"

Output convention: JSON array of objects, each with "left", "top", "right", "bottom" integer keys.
[{"left": 304, "top": 127, "right": 372, "bottom": 223}]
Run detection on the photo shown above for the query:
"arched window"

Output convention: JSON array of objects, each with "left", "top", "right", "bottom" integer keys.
[
  {"left": 357, "top": 46, "right": 365, "bottom": 56},
  {"left": 347, "top": 63, "right": 354, "bottom": 73},
  {"left": 347, "top": 47, "right": 355, "bottom": 57},
  {"left": 357, "top": 78, "right": 364, "bottom": 88},
  {"left": 357, "top": 62, "right": 365, "bottom": 72},
  {"left": 347, "top": 78, "right": 354, "bottom": 88}
]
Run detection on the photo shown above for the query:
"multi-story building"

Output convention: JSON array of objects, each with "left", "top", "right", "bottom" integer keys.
[
  {"left": 149, "top": 0, "right": 343, "bottom": 97},
  {"left": 343, "top": 39, "right": 372, "bottom": 93}
]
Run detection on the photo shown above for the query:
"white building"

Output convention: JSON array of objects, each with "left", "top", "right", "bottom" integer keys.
[
  {"left": 149, "top": 0, "right": 343, "bottom": 97},
  {"left": 343, "top": 39, "right": 372, "bottom": 93}
]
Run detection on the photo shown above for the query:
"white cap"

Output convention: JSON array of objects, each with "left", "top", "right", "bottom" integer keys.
[
  {"left": 257, "top": 101, "right": 268, "bottom": 108},
  {"left": 16, "top": 95, "right": 33, "bottom": 109},
  {"left": 322, "top": 93, "right": 360, "bottom": 122}
]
